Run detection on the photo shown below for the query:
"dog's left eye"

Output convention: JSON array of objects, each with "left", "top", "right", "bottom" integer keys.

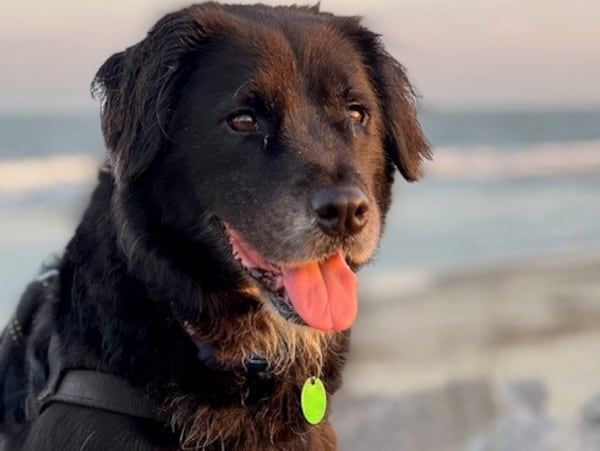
[
  {"left": 229, "top": 113, "right": 258, "bottom": 132},
  {"left": 347, "top": 105, "right": 368, "bottom": 126}
]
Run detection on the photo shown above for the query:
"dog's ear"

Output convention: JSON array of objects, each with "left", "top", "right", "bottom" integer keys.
[
  {"left": 342, "top": 23, "right": 432, "bottom": 181},
  {"left": 92, "top": 9, "right": 213, "bottom": 181}
]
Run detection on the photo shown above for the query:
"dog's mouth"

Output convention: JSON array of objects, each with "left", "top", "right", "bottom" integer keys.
[{"left": 225, "top": 225, "right": 358, "bottom": 332}]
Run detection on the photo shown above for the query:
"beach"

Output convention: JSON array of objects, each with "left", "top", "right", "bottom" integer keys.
[{"left": 334, "top": 251, "right": 600, "bottom": 450}]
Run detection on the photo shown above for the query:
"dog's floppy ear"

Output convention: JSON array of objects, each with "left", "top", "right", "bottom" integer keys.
[
  {"left": 343, "top": 23, "right": 432, "bottom": 181},
  {"left": 92, "top": 9, "right": 213, "bottom": 181}
]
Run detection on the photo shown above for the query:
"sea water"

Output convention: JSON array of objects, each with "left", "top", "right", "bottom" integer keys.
[{"left": 1, "top": 110, "right": 599, "bottom": 321}]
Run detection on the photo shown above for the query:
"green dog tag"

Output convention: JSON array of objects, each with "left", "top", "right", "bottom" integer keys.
[{"left": 301, "top": 377, "right": 327, "bottom": 425}]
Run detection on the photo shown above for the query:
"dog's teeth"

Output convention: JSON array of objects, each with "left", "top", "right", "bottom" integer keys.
[{"left": 249, "top": 269, "right": 262, "bottom": 279}]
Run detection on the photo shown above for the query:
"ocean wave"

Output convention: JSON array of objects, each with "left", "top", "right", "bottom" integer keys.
[
  {"left": 0, "top": 155, "right": 99, "bottom": 193},
  {"left": 425, "top": 140, "right": 600, "bottom": 180},
  {"left": 1, "top": 141, "right": 599, "bottom": 194}
]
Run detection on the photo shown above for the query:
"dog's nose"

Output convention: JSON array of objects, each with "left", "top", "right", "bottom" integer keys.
[{"left": 311, "top": 186, "right": 369, "bottom": 236}]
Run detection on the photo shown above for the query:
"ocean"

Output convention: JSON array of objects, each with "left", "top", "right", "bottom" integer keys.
[{"left": 1, "top": 110, "right": 600, "bottom": 320}]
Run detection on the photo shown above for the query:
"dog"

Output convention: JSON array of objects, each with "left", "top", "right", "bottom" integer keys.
[{"left": 0, "top": 3, "right": 430, "bottom": 450}]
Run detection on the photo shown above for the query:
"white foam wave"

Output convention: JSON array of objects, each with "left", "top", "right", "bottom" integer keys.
[
  {"left": 425, "top": 140, "right": 600, "bottom": 180},
  {"left": 1, "top": 140, "right": 599, "bottom": 194},
  {"left": 0, "top": 155, "right": 99, "bottom": 193}
]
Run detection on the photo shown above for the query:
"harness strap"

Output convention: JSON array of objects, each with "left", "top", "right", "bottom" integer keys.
[{"left": 39, "top": 370, "right": 161, "bottom": 422}]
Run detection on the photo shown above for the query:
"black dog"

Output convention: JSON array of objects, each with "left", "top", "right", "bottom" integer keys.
[{"left": 0, "top": 3, "right": 429, "bottom": 450}]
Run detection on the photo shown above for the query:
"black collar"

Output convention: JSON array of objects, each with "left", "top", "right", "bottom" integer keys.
[
  {"left": 193, "top": 338, "right": 269, "bottom": 374},
  {"left": 182, "top": 319, "right": 270, "bottom": 374}
]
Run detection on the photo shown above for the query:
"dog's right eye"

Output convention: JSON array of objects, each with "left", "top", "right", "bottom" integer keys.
[
  {"left": 347, "top": 104, "right": 369, "bottom": 127},
  {"left": 229, "top": 113, "right": 258, "bottom": 133}
]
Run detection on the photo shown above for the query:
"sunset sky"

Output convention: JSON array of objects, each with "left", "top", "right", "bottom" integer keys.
[{"left": 1, "top": 0, "right": 599, "bottom": 113}]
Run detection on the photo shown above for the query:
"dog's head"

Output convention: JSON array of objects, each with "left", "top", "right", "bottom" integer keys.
[{"left": 93, "top": 3, "right": 430, "bottom": 336}]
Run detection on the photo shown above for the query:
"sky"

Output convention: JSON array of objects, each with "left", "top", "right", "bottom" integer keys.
[{"left": 1, "top": 0, "right": 599, "bottom": 113}]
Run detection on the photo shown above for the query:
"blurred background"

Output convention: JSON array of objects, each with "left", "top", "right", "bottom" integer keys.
[{"left": 1, "top": 0, "right": 599, "bottom": 449}]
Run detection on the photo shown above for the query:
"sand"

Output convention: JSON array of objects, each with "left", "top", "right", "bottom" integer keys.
[{"left": 332, "top": 252, "right": 600, "bottom": 449}]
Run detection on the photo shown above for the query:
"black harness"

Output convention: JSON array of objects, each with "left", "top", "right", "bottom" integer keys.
[
  {"left": 38, "top": 341, "right": 268, "bottom": 423},
  {"left": 0, "top": 270, "right": 270, "bottom": 427},
  {"left": 39, "top": 369, "right": 161, "bottom": 422}
]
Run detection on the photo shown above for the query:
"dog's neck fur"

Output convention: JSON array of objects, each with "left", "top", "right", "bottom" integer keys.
[{"left": 52, "top": 171, "right": 348, "bottom": 450}]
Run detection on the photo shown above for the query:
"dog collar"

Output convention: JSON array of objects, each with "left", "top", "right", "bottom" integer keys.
[
  {"left": 182, "top": 322, "right": 269, "bottom": 374},
  {"left": 195, "top": 341, "right": 269, "bottom": 374}
]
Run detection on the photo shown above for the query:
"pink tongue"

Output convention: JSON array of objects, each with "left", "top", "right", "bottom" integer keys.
[{"left": 281, "top": 252, "right": 358, "bottom": 332}]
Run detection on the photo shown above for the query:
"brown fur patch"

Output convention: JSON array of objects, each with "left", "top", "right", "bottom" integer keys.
[
  {"left": 169, "top": 400, "right": 337, "bottom": 451},
  {"left": 187, "top": 292, "right": 342, "bottom": 379},
  {"left": 176, "top": 290, "right": 346, "bottom": 450}
]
